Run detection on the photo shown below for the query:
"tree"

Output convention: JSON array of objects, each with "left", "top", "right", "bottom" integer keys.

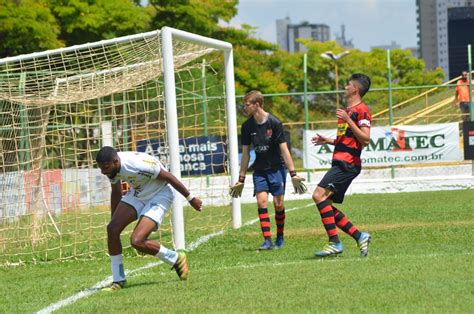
[
  {"left": 148, "top": 0, "right": 237, "bottom": 36},
  {"left": 213, "top": 25, "right": 276, "bottom": 51},
  {"left": 48, "top": 0, "right": 151, "bottom": 45},
  {"left": 0, "top": 0, "right": 153, "bottom": 57},
  {"left": 291, "top": 39, "right": 445, "bottom": 117},
  {"left": 0, "top": 0, "right": 63, "bottom": 58},
  {"left": 1, "top": 0, "right": 446, "bottom": 125}
]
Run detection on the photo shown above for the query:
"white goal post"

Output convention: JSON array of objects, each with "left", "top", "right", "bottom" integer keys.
[
  {"left": 160, "top": 27, "right": 241, "bottom": 249},
  {"left": 0, "top": 26, "right": 242, "bottom": 263}
]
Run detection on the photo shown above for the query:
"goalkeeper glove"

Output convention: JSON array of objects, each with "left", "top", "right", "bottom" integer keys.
[
  {"left": 229, "top": 175, "right": 246, "bottom": 198},
  {"left": 290, "top": 171, "right": 307, "bottom": 194}
]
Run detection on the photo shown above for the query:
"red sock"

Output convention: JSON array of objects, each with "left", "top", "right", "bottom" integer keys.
[
  {"left": 258, "top": 208, "right": 271, "bottom": 238},
  {"left": 333, "top": 207, "right": 361, "bottom": 240},
  {"left": 275, "top": 208, "right": 285, "bottom": 237},
  {"left": 316, "top": 200, "right": 339, "bottom": 242}
]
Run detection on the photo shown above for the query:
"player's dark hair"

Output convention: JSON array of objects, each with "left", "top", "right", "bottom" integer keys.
[
  {"left": 350, "top": 73, "right": 371, "bottom": 98},
  {"left": 96, "top": 146, "right": 118, "bottom": 163},
  {"left": 244, "top": 90, "right": 264, "bottom": 107}
]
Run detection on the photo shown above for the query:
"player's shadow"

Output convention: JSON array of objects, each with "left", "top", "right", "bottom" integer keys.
[
  {"left": 241, "top": 246, "right": 285, "bottom": 253},
  {"left": 89, "top": 278, "right": 185, "bottom": 292},
  {"left": 242, "top": 247, "right": 260, "bottom": 252},
  {"left": 85, "top": 283, "right": 152, "bottom": 292},
  {"left": 121, "top": 280, "right": 171, "bottom": 289}
]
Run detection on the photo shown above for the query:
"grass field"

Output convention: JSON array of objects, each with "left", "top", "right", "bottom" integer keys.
[{"left": 1, "top": 189, "right": 473, "bottom": 313}]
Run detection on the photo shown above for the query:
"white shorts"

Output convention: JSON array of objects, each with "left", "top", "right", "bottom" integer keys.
[{"left": 121, "top": 185, "right": 175, "bottom": 229}]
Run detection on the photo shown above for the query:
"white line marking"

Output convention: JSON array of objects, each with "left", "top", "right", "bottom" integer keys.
[
  {"left": 207, "top": 251, "right": 474, "bottom": 272},
  {"left": 36, "top": 202, "right": 315, "bottom": 313}
]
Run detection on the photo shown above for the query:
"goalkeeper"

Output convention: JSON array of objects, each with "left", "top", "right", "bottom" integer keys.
[{"left": 229, "top": 90, "right": 306, "bottom": 250}]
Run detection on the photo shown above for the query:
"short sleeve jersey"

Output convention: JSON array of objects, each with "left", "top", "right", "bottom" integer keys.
[
  {"left": 456, "top": 79, "right": 473, "bottom": 102},
  {"left": 109, "top": 152, "right": 168, "bottom": 201},
  {"left": 333, "top": 102, "right": 372, "bottom": 168},
  {"left": 241, "top": 113, "right": 286, "bottom": 171}
]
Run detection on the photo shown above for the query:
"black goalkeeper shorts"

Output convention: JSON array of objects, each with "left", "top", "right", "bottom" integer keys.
[{"left": 318, "top": 160, "right": 361, "bottom": 204}]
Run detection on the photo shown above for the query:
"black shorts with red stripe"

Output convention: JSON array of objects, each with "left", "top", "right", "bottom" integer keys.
[{"left": 318, "top": 160, "right": 361, "bottom": 204}]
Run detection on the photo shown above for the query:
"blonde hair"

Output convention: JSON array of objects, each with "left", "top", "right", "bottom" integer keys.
[{"left": 244, "top": 90, "right": 264, "bottom": 107}]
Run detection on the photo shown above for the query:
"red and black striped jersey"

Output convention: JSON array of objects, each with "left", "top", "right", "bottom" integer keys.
[{"left": 333, "top": 102, "right": 372, "bottom": 168}]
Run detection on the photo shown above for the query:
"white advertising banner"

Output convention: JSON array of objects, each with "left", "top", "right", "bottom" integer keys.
[{"left": 304, "top": 123, "right": 462, "bottom": 168}]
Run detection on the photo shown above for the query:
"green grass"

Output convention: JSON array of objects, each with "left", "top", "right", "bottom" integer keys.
[
  {"left": 1, "top": 190, "right": 473, "bottom": 313},
  {"left": 0, "top": 202, "right": 233, "bottom": 264}
]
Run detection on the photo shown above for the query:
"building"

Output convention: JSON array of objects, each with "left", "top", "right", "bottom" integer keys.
[
  {"left": 416, "top": 0, "right": 474, "bottom": 79},
  {"left": 276, "top": 17, "right": 291, "bottom": 51},
  {"left": 448, "top": 6, "right": 474, "bottom": 78},
  {"left": 276, "top": 17, "right": 330, "bottom": 53},
  {"left": 335, "top": 25, "right": 354, "bottom": 49},
  {"left": 370, "top": 41, "right": 419, "bottom": 58}
]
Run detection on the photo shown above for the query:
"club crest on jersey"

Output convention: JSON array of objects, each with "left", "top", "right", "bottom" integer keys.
[
  {"left": 337, "top": 123, "right": 348, "bottom": 137},
  {"left": 266, "top": 129, "right": 272, "bottom": 138}
]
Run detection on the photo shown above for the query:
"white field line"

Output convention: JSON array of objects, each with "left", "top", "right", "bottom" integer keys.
[
  {"left": 204, "top": 251, "right": 474, "bottom": 272},
  {"left": 36, "top": 202, "right": 315, "bottom": 314},
  {"left": 127, "top": 250, "right": 474, "bottom": 278}
]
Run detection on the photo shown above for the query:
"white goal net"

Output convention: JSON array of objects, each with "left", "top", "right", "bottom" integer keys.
[{"left": 0, "top": 27, "right": 240, "bottom": 264}]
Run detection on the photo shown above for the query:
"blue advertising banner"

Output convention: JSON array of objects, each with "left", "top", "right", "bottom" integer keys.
[{"left": 136, "top": 135, "right": 227, "bottom": 176}]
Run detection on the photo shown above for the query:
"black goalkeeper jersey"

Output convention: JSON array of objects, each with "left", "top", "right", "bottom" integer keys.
[{"left": 241, "top": 113, "right": 287, "bottom": 171}]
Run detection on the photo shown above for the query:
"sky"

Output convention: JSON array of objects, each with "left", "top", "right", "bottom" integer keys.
[{"left": 226, "top": 0, "right": 418, "bottom": 52}]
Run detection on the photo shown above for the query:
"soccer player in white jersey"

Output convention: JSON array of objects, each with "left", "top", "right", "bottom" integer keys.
[{"left": 96, "top": 146, "right": 202, "bottom": 291}]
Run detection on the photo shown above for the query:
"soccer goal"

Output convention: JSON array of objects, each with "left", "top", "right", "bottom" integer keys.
[{"left": 0, "top": 27, "right": 241, "bottom": 264}]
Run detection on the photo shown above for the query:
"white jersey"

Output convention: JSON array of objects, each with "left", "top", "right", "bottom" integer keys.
[{"left": 109, "top": 152, "right": 169, "bottom": 201}]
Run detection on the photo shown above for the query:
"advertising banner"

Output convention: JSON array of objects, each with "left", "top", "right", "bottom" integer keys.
[
  {"left": 462, "top": 121, "right": 474, "bottom": 160},
  {"left": 42, "top": 170, "right": 63, "bottom": 214},
  {"left": 136, "top": 135, "right": 227, "bottom": 176},
  {"left": 304, "top": 123, "right": 462, "bottom": 168},
  {"left": 0, "top": 171, "right": 26, "bottom": 222}
]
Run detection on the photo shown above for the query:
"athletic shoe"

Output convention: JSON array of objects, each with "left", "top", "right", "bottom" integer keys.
[
  {"left": 101, "top": 281, "right": 125, "bottom": 292},
  {"left": 172, "top": 251, "right": 189, "bottom": 281},
  {"left": 314, "top": 242, "right": 343, "bottom": 257},
  {"left": 274, "top": 236, "right": 285, "bottom": 249},
  {"left": 357, "top": 232, "right": 371, "bottom": 257},
  {"left": 258, "top": 238, "right": 273, "bottom": 250}
]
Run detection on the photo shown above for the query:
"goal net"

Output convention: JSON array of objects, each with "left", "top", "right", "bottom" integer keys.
[{"left": 0, "top": 27, "right": 240, "bottom": 265}]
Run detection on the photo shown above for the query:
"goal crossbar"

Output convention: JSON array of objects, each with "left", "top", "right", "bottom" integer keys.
[
  {"left": 0, "top": 26, "right": 242, "bottom": 261},
  {"left": 0, "top": 30, "right": 160, "bottom": 66}
]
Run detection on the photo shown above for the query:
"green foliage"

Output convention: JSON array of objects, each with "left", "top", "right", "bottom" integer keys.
[
  {"left": 280, "top": 39, "right": 446, "bottom": 117},
  {"left": 213, "top": 25, "right": 276, "bottom": 51},
  {"left": 48, "top": 0, "right": 151, "bottom": 45},
  {"left": 0, "top": 0, "right": 152, "bottom": 57},
  {"left": 148, "top": 0, "right": 237, "bottom": 35},
  {"left": 0, "top": 0, "right": 63, "bottom": 57},
  {"left": 0, "top": 0, "right": 449, "bottom": 123},
  {"left": 232, "top": 46, "right": 304, "bottom": 124},
  {"left": 233, "top": 47, "right": 286, "bottom": 94}
]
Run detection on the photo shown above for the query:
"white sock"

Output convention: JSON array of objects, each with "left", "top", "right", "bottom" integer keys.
[
  {"left": 110, "top": 254, "right": 126, "bottom": 282},
  {"left": 155, "top": 245, "right": 178, "bottom": 265}
]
